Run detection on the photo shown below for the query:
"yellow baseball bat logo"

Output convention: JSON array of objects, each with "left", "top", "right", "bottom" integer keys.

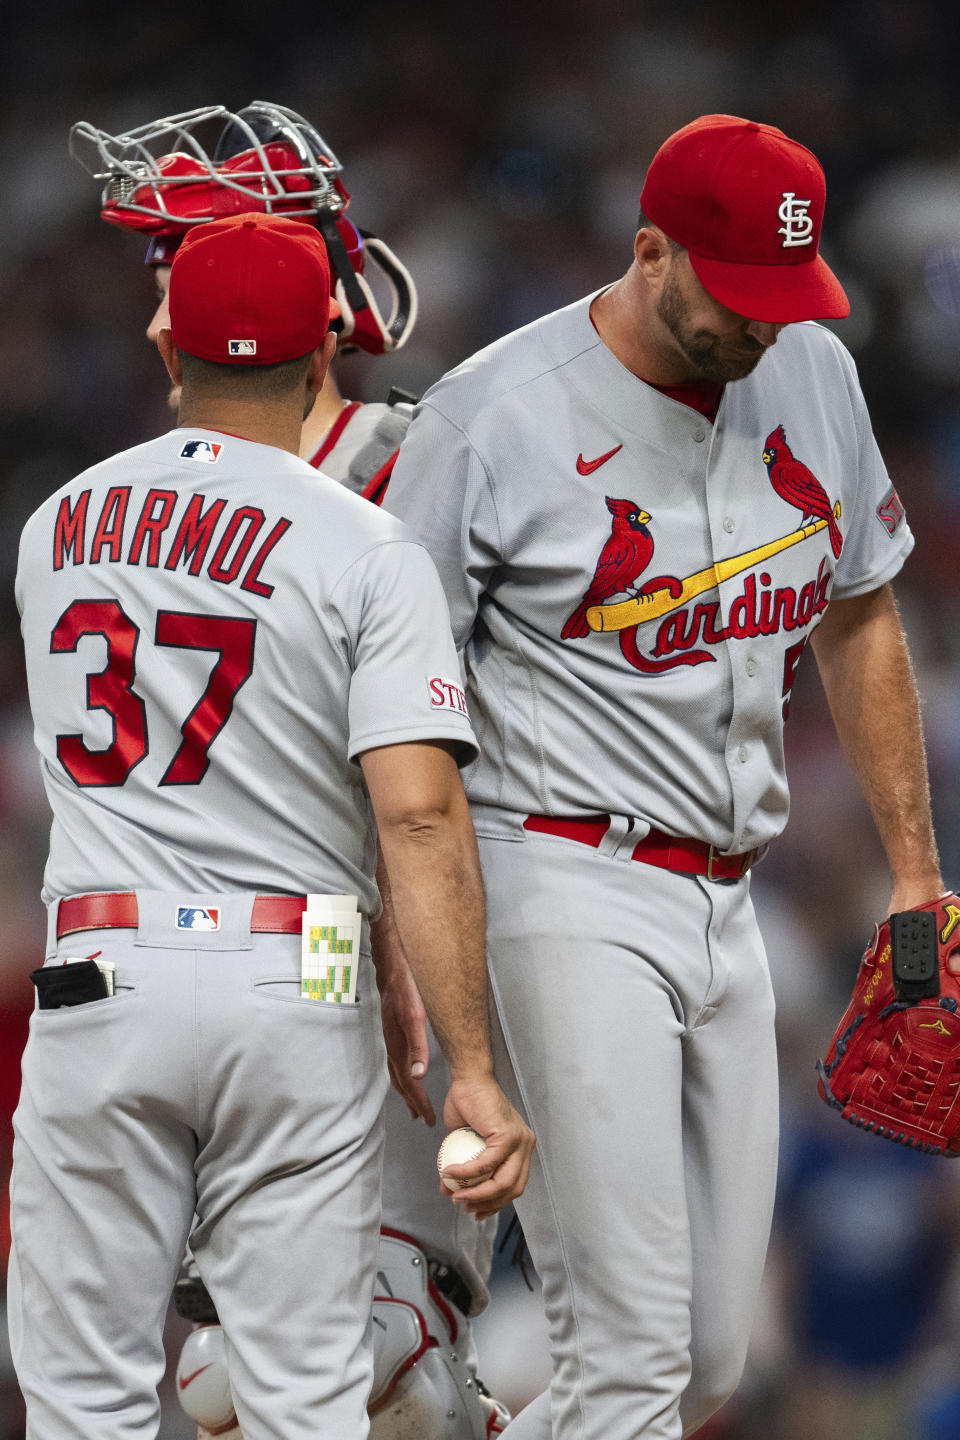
[{"left": 587, "top": 503, "right": 841, "bottom": 634}]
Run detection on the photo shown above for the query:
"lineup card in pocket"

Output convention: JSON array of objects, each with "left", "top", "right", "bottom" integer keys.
[{"left": 301, "top": 895, "right": 361, "bottom": 1003}]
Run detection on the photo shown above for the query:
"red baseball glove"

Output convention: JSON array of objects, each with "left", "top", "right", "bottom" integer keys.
[{"left": 817, "top": 892, "right": 960, "bottom": 1156}]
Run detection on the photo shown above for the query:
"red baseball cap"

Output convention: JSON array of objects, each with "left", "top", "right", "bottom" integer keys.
[
  {"left": 640, "top": 114, "right": 849, "bottom": 323},
  {"left": 168, "top": 213, "right": 341, "bottom": 364}
]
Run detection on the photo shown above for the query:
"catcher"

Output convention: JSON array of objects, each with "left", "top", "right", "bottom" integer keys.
[
  {"left": 70, "top": 101, "right": 510, "bottom": 1440},
  {"left": 819, "top": 891, "right": 960, "bottom": 1155}
]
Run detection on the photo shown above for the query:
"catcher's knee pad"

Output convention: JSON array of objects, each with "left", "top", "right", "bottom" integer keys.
[
  {"left": 369, "top": 1345, "right": 509, "bottom": 1440},
  {"left": 370, "top": 1229, "right": 509, "bottom": 1440},
  {"left": 175, "top": 1324, "right": 241, "bottom": 1438},
  {"left": 173, "top": 1232, "right": 509, "bottom": 1440}
]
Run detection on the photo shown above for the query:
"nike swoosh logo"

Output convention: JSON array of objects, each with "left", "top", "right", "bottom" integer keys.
[
  {"left": 179, "top": 1365, "right": 213, "bottom": 1391},
  {"left": 576, "top": 444, "right": 623, "bottom": 475}
]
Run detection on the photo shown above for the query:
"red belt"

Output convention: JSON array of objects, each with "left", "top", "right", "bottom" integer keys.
[
  {"left": 522, "top": 815, "right": 764, "bottom": 881},
  {"left": 56, "top": 892, "right": 308, "bottom": 939}
]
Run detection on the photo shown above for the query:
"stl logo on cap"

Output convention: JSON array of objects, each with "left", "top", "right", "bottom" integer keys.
[
  {"left": 639, "top": 113, "right": 849, "bottom": 323},
  {"left": 778, "top": 193, "right": 814, "bottom": 249}
]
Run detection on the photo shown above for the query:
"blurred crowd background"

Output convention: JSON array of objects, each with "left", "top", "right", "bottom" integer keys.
[{"left": 3, "top": 1, "right": 960, "bottom": 1435}]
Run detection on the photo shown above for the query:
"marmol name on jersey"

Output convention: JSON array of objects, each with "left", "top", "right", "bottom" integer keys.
[{"left": 50, "top": 485, "right": 290, "bottom": 600}]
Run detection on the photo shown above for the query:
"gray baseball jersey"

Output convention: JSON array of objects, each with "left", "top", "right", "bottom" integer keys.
[
  {"left": 383, "top": 292, "right": 912, "bottom": 853},
  {"left": 17, "top": 426, "right": 475, "bottom": 913},
  {"left": 11, "top": 424, "right": 477, "bottom": 1438},
  {"left": 383, "top": 292, "right": 913, "bottom": 1440}
]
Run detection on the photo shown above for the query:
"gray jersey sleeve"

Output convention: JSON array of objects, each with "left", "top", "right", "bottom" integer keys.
[
  {"left": 829, "top": 341, "right": 914, "bottom": 597},
  {"left": 382, "top": 404, "right": 501, "bottom": 648},
  {"left": 335, "top": 537, "right": 478, "bottom": 764}
]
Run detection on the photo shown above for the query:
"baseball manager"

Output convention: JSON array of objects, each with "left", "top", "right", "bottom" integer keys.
[{"left": 9, "top": 212, "right": 533, "bottom": 1438}]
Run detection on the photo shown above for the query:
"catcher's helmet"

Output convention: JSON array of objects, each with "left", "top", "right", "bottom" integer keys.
[{"left": 70, "top": 101, "right": 417, "bottom": 355}]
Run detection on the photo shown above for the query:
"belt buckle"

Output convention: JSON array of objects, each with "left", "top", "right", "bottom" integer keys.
[{"left": 705, "top": 844, "right": 754, "bottom": 882}]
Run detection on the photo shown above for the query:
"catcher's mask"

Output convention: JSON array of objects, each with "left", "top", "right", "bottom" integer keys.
[{"left": 70, "top": 101, "right": 418, "bottom": 356}]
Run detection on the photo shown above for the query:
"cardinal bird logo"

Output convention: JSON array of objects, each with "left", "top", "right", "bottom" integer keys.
[
  {"left": 762, "top": 425, "right": 843, "bottom": 558},
  {"left": 562, "top": 497, "right": 680, "bottom": 640}
]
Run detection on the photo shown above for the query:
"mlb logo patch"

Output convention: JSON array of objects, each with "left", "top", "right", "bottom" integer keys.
[
  {"left": 229, "top": 339, "right": 257, "bottom": 356},
  {"left": 176, "top": 907, "right": 221, "bottom": 932},
  {"left": 180, "top": 439, "right": 223, "bottom": 464}
]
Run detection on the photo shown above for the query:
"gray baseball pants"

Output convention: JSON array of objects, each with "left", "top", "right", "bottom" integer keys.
[
  {"left": 476, "top": 826, "right": 779, "bottom": 1440},
  {"left": 8, "top": 892, "right": 387, "bottom": 1439}
]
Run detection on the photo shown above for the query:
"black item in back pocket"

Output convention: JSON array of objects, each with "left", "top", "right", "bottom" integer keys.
[{"left": 30, "top": 961, "right": 109, "bottom": 1009}]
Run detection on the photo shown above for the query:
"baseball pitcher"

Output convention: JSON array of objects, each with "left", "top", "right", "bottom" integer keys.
[{"left": 383, "top": 115, "right": 947, "bottom": 1439}]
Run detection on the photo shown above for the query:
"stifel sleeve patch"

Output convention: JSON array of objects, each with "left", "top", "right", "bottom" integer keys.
[{"left": 427, "top": 675, "right": 469, "bottom": 716}]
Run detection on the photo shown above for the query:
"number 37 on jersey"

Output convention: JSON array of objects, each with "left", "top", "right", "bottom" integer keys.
[{"left": 51, "top": 599, "right": 255, "bottom": 789}]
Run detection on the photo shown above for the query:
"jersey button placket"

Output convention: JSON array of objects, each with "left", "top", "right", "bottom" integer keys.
[
  {"left": 709, "top": 421, "right": 761, "bottom": 850},
  {"left": 703, "top": 423, "right": 743, "bottom": 842}
]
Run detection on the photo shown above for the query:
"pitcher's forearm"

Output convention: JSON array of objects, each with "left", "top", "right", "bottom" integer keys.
[{"left": 812, "top": 584, "right": 942, "bottom": 904}]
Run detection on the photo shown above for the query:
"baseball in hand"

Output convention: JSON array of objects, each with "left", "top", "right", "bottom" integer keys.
[{"left": 437, "top": 1126, "right": 487, "bottom": 1191}]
